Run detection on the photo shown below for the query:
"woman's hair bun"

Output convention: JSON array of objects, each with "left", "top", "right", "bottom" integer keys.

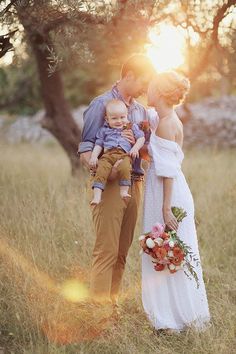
[{"left": 154, "top": 71, "right": 190, "bottom": 106}]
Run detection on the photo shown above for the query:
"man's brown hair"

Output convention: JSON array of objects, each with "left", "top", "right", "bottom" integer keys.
[{"left": 121, "top": 54, "right": 155, "bottom": 78}]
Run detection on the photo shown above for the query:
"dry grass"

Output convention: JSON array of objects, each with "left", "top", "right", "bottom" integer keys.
[{"left": 0, "top": 142, "right": 236, "bottom": 354}]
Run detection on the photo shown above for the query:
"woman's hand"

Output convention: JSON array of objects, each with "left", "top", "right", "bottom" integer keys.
[
  {"left": 163, "top": 207, "right": 178, "bottom": 231},
  {"left": 121, "top": 129, "right": 135, "bottom": 145}
]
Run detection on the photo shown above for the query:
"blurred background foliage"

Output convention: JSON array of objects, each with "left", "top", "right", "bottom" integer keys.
[{"left": 0, "top": 0, "right": 235, "bottom": 115}]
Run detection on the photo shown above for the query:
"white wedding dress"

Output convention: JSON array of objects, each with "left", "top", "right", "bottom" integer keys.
[{"left": 142, "top": 115, "right": 210, "bottom": 331}]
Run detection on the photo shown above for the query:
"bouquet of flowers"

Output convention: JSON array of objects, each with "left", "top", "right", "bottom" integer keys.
[{"left": 139, "top": 207, "right": 200, "bottom": 287}]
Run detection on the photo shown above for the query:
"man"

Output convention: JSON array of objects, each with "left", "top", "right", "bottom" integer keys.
[{"left": 79, "top": 54, "right": 155, "bottom": 313}]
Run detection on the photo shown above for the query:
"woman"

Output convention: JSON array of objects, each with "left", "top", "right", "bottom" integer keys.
[{"left": 142, "top": 71, "right": 210, "bottom": 332}]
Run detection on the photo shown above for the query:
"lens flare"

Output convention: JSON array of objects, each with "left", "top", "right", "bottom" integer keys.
[
  {"left": 0, "top": 235, "right": 109, "bottom": 344},
  {"left": 60, "top": 279, "right": 89, "bottom": 302}
]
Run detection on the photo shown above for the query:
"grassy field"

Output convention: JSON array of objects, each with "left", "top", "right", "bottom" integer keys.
[{"left": 0, "top": 142, "right": 236, "bottom": 354}]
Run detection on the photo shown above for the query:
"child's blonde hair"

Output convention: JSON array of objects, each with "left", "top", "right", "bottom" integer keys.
[
  {"left": 154, "top": 71, "right": 190, "bottom": 106},
  {"left": 105, "top": 99, "right": 127, "bottom": 115}
]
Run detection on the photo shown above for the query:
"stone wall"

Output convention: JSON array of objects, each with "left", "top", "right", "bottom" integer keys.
[
  {"left": 178, "top": 96, "right": 236, "bottom": 148},
  {"left": 0, "top": 106, "right": 87, "bottom": 145},
  {"left": 1, "top": 97, "right": 236, "bottom": 148}
]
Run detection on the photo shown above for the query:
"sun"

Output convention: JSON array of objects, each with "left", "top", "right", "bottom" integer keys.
[{"left": 146, "top": 25, "right": 186, "bottom": 72}]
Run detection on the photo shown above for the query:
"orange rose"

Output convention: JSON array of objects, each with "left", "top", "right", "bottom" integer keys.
[
  {"left": 172, "top": 258, "right": 181, "bottom": 266},
  {"left": 149, "top": 250, "right": 157, "bottom": 259},
  {"left": 161, "top": 232, "right": 169, "bottom": 240},
  {"left": 169, "top": 268, "right": 177, "bottom": 274},
  {"left": 159, "top": 248, "right": 167, "bottom": 260},
  {"left": 173, "top": 247, "right": 184, "bottom": 257},
  {"left": 154, "top": 246, "right": 167, "bottom": 260},
  {"left": 140, "top": 239, "right": 147, "bottom": 251},
  {"left": 172, "top": 254, "right": 184, "bottom": 266},
  {"left": 154, "top": 263, "right": 165, "bottom": 271},
  {"left": 153, "top": 245, "right": 159, "bottom": 252}
]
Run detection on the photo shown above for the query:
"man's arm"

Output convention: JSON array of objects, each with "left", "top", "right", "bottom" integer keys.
[
  {"left": 78, "top": 99, "right": 105, "bottom": 168},
  {"left": 80, "top": 151, "right": 92, "bottom": 169}
]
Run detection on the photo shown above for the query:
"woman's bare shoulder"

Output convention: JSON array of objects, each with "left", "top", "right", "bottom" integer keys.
[{"left": 155, "top": 118, "right": 176, "bottom": 141}]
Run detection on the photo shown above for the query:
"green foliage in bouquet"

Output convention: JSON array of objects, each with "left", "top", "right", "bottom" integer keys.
[
  {"left": 171, "top": 206, "right": 187, "bottom": 222},
  {"left": 168, "top": 207, "right": 200, "bottom": 288}
]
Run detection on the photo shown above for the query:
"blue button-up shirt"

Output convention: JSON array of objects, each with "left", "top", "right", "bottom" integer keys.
[
  {"left": 95, "top": 122, "right": 144, "bottom": 153},
  {"left": 78, "top": 83, "right": 148, "bottom": 174}
]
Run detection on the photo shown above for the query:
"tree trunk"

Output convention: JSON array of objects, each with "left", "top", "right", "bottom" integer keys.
[{"left": 18, "top": 16, "right": 81, "bottom": 175}]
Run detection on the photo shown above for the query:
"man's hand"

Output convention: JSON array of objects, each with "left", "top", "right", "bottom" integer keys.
[
  {"left": 80, "top": 151, "right": 92, "bottom": 170},
  {"left": 108, "top": 159, "right": 123, "bottom": 181},
  {"left": 121, "top": 129, "right": 135, "bottom": 145},
  {"left": 163, "top": 208, "right": 178, "bottom": 231},
  {"left": 129, "top": 146, "right": 139, "bottom": 159},
  {"left": 89, "top": 156, "right": 98, "bottom": 170}
]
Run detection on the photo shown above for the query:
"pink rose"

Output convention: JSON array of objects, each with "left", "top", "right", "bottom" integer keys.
[
  {"left": 152, "top": 223, "right": 165, "bottom": 238},
  {"left": 163, "top": 243, "right": 170, "bottom": 251}
]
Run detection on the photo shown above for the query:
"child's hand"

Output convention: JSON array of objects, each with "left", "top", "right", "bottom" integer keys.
[
  {"left": 129, "top": 147, "right": 139, "bottom": 159},
  {"left": 89, "top": 156, "right": 98, "bottom": 170}
]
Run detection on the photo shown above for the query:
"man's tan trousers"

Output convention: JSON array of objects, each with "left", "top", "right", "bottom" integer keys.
[{"left": 89, "top": 177, "right": 142, "bottom": 303}]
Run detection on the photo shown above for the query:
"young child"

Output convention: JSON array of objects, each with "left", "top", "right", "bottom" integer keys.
[{"left": 89, "top": 99, "right": 145, "bottom": 205}]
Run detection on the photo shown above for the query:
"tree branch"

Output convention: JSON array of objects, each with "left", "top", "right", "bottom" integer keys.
[
  {"left": 0, "top": 0, "right": 18, "bottom": 16},
  {"left": 43, "top": 10, "right": 105, "bottom": 33},
  {"left": 111, "top": 0, "right": 128, "bottom": 27},
  {"left": 213, "top": 0, "right": 236, "bottom": 41},
  {"left": 0, "top": 30, "right": 18, "bottom": 58},
  {"left": 189, "top": 0, "right": 236, "bottom": 80}
]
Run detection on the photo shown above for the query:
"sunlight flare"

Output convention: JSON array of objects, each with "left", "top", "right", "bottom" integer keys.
[
  {"left": 60, "top": 279, "right": 89, "bottom": 303},
  {"left": 146, "top": 25, "right": 186, "bottom": 72}
]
